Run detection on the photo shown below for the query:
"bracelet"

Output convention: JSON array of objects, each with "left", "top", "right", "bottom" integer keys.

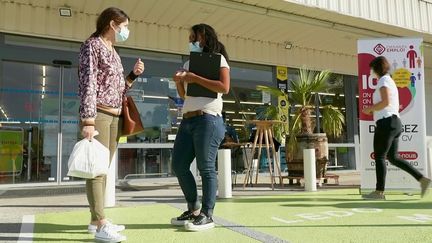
[
  {"left": 82, "top": 123, "right": 95, "bottom": 127},
  {"left": 127, "top": 70, "right": 139, "bottom": 81}
]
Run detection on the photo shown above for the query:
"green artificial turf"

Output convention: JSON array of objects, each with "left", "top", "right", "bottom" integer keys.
[
  {"left": 216, "top": 189, "right": 432, "bottom": 243},
  {"left": 32, "top": 189, "right": 432, "bottom": 243}
]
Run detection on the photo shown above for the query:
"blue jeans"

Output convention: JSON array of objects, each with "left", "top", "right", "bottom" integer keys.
[{"left": 172, "top": 113, "right": 225, "bottom": 217}]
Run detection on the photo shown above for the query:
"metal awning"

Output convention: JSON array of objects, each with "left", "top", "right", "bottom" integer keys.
[{"left": 2, "top": 0, "right": 432, "bottom": 74}]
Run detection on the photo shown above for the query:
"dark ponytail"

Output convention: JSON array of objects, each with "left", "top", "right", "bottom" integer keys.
[
  {"left": 91, "top": 7, "right": 130, "bottom": 38},
  {"left": 192, "top": 24, "right": 229, "bottom": 62}
]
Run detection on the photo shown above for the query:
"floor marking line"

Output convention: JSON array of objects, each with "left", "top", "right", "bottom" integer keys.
[
  {"left": 168, "top": 203, "right": 289, "bottom": 243},
  {"left": 18, "top": 215, "right": 34, "bottom": 243}
]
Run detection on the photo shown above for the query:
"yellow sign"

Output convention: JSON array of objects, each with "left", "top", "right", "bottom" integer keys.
[
  {"left": 277, "top": 66, "right": 288, "bottom": 81},
  {"left": 393, "top": 68, "right": 411, "bottom": 88},
  {"left": 0, "top": 129, "right": 24, "bottom": 173},
  {"left": 278, "top": 96, "right": 289, "bottom": 122},
  {"left": 118, "top": 136, "right": 127, "bottom": 144}
]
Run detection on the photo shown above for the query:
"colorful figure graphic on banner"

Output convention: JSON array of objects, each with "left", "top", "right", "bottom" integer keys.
[
  {"left": 392, "top": 60, "right": 398, "bottom": 70},
  {"left": 417, "top": 72, "right": 422, "bottom": 81},
  {"left": 410, "top": 73, "right": 416, "bottom": 88},
  {"left": 407, "top": 45, "right": 418, "bottom": 68},
  {"left": 402, "top": 58, "right": 407, "bottom": 68},
  {"left": 417, "top": 57, "right": 422, "bottom": 68},
  {"left": 392, "top": 68, "right": 414, "bottom": 111}
]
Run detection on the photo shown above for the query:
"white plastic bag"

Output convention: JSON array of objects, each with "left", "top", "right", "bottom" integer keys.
[{"left": 67, "top": 138, "right": 109, "bottom": 179}]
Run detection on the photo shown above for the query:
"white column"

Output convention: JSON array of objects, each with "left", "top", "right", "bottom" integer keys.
[
  {"left": 354, "top": 134, "right": 361, "bottom": 171},
  {"left": 105, "top": 150, "right": 117, "bottom": 207},
  {"left": 274, "top": 150, "right": 281, "bottom": 176},
  {"left": 427, "top": 137, "right": 432, "bottom": 178},
  {"left": 303, "top": 149, "right": 317, "bottom": 192},
  {"left": 217, "top": 149, "right": 232, "bottom": 198}
]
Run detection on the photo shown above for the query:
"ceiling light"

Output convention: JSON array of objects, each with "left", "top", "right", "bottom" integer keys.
[
  {"left": 317, "top": 92, "right": 336, "bottom": 96},
  {"left": 59, "top": 7, "right": 72, "bottom": 17},
  {"left": 142, "top": 95, "right": 169, "bottom": 100},
  {"left": 239, "top": 111, "right": 256, "bottom": 115},
  {"left": 0, "top": 121, "right": 20, "bottom": 124},
  {"left": 240, "top": 101, "right": 264, "bottom": 105},
  {"left": 285, "top": 42, "right": 293, "bottom": 49}
]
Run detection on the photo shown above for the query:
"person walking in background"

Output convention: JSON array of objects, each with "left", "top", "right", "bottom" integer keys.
[
  {"left": 362, "top": 56, "right": 430, "bottom": 200},
  {"left": 170, "top": 23, "right": 230, "bottom": 231},
  {"left": 79, "top": 7, "right": 144, "bottom": 242}
]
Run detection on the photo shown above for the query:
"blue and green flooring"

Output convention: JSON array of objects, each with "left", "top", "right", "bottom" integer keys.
[{"left": 33, "top": 189, "right": 432, "bottom": 242}]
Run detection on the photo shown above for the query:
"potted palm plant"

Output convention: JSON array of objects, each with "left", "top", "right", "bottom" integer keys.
[{"left": 257, "top": 68, "right": 345, "bottom": 178}]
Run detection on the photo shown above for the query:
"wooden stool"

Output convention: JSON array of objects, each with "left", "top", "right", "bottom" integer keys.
[{"left": 243, "top": 120, "right": 283, "bottom": 190}]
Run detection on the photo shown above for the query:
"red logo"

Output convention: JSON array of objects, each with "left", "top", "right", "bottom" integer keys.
[
  {"left": 373, "top": 44, "right": 386, "bottom": 55},
  {"left": 370, "top": 151, "right": 418, "bottom": 160}
]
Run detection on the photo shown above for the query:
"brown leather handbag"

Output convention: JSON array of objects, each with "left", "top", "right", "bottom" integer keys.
[{"left": 122, "top": 96, "right": 144, "bottom": 136}]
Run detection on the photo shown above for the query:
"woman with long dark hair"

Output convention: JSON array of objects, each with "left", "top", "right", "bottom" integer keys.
[
  {"left": 79, "top": 7, "right": 144, "bottom": 242},
  {"left": 170, "top": 23, "right": 230, "bottom": 231},
  {"left": 362, "top": 56, "right": 430, "bottom": 200}
]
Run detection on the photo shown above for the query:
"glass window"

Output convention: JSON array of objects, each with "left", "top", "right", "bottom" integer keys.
[
  {"left": 0, "top": 34, "right": 84, "bottom": 184},
  {"left": 288, "top": 69, "right": 348, "bottom": 142},
  {"left": 230, "top": 62, "right": 273, "bottom": 86},
  {"left": 0, "top": 61, "right": 69, "bottom": 184},
  {"left": 0, "top": 33, "right": 362, "bottom": 185},
  {"left": 118, "top": 48, "right": 183, "bottom": 143},
  {"left": 116, "top": 49, "right": 182, "bottom": 179},
  {"left": 118, "top": 147, "right": 173, "bottom": 179},
  {"left": 222, "top": 62, "right": 273, "bottom": 142},
  {"left": 328, "top": 147, "right": 356, "bottom": 170},
  {"left": 287, "top": 69, "right": 357, "bottom": 170}
]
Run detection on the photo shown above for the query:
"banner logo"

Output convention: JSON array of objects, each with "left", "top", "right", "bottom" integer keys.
[{"left": 373, "top": 44, "right": 386, "bottom": 55}]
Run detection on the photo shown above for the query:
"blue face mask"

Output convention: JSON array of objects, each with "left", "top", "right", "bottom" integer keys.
[
  {"left": 189, "top": 41, "right": 203, "bottom": 52},
  {"left": 115, "top": 26, "right": 129, "bottom": 42}
]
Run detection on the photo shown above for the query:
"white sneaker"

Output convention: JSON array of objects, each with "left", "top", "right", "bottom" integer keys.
[
  {"left": 95, "top": 224, "right": 126, "bottom": 242},
  {"left": 185, "top": 212, "right": 215, "bottom": 232},
  {"left": 88, "top": 220, "right": 125, "bottom": 234}
]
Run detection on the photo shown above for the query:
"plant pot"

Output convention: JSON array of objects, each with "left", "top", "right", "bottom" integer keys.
[{"left": 286, "top": 133, "right": 329, "bottom": 177}]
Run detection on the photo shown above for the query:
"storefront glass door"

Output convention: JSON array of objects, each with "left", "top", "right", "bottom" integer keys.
[{"left": 0, "top": 61, "right": 61, "bottom": 184}]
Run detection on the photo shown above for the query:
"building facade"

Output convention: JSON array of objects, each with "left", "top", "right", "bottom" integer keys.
[{"left": 1, "top": 0, "right": 432, "bottom": 188}]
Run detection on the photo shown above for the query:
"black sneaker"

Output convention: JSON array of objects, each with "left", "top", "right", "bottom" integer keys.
[
  {"left": 185, "top": 212, "right": 215, "bottom": 231},
  {"left": 171, "top": 210, "right": 198, "bottom": 226}
]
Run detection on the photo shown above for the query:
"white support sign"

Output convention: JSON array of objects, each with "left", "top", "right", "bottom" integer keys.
[{"left": 358, "top": 38, "right": 428, "bottom": 191}]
